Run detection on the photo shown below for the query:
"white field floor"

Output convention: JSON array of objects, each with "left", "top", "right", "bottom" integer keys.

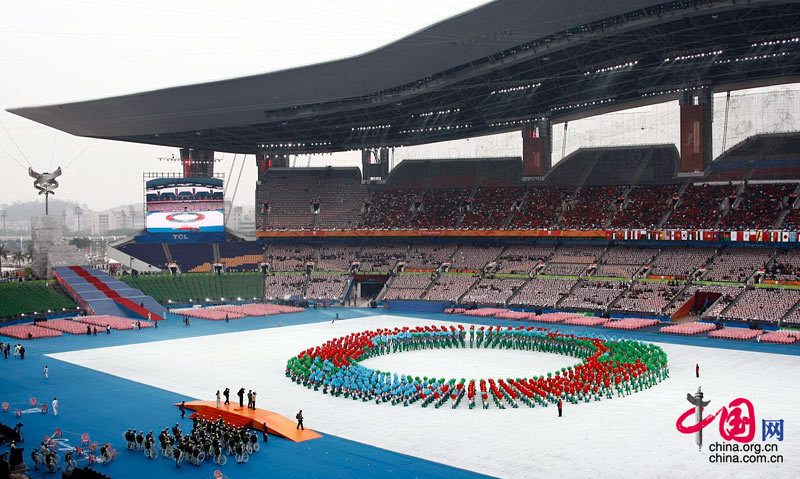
[{"left": 48, "top": 314, "right": 800, "bottom": 479}]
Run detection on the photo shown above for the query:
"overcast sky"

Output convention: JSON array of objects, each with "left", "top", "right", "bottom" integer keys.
[
  {"left": 0, "top": 0, "right": 492, "bottom": 210},
  {"left": 2, "top": 1, "right": 798, "bottom": 213}
]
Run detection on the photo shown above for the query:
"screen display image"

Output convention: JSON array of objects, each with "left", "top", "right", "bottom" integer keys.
[{"left": 145, "top": 177, "right": 224, "bottom": 233}]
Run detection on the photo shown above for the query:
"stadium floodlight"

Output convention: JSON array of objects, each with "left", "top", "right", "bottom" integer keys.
[
  {"left": 205, "top": 298, "right": 211, "bottom": 302},
  {"left": 221, "top": 297, "right": 225, "bottom": 301},
  {"left": 237, "top": 297, "right": 242, "bottom": 301}
]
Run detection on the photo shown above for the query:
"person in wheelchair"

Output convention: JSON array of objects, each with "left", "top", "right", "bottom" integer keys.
[
  {"left": 213, "top": 442, "right": 225, "bottom": 465},
  {"left": 44, "top": 449, "right": 56, "bottom": 472},
  {"left": 249, "top": 431, "right": 259, "bottom": 452},
  {"left": 190, "top": 443, "right": 203, "bottom": 465},
  {"left": 30, "top": 447, "right": 40, "bottom": 470},
  {"left": 135, "top": 430, "right": 144, "bottom": 450},
  {"left": 125, "top": 428, "right": 135, "bottom": 449},
  {"left": 99, "top": 444, "right": 111, "bottom": 463},
  {"left": 64, "top": 451, "right": 76, "bottom": 472},
  {"left": 234, "top": 440, "right": 245, "bottom": 463},
  {"left": 173, "top": 441, "right": 184, "bottom": 468}
]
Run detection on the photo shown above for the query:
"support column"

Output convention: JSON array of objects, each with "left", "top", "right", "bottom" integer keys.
[
  {"left": 678, "top": 88, "right": 713, "bottom": 173},
  {"left": 179, "top": 148, "right": 215, "bottom": 177},
  {"left": 522, "top": 118, "right": 551, "bottom": 177},
  {"left": 361, "top": 149, "right": 389, "bottom": 181}
]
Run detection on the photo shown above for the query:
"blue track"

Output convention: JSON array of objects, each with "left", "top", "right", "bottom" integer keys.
[{"left": 0, "top": 307, "right": 797, "bottom": 479}]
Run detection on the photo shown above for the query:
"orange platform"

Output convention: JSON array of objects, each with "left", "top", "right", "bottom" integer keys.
[{"left": 175, "top": 401, "right": 322, "bottom": 442}]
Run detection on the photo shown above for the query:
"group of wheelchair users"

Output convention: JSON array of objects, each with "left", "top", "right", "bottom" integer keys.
[{"left": 124, "top": 415, "right": 262, "bottom": 467}]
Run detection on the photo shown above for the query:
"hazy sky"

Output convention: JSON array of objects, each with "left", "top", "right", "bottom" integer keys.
[
  {"left": 0, "top": 0, "right": 491, "bottom": 210},
  {"left": 2, "top": 1, "right": 798, "bottom": 213}
]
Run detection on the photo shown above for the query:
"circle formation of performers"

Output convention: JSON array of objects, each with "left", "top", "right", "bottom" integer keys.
[{"left": 286, "top": 324, "right": 669, "bottom": 410}]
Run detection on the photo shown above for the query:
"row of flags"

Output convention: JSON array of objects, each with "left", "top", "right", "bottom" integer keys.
[{"left": 609, "top": 229, "right": 800, "bottom": 243}]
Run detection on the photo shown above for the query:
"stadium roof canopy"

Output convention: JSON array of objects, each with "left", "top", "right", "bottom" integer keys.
[{"left": 9, "top": 0, "right": 800, "bottom": 154}]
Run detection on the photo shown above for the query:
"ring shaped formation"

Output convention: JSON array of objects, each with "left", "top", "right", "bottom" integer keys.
[{"left": 287, "top": 324, "right": 669, "bottom": 410}]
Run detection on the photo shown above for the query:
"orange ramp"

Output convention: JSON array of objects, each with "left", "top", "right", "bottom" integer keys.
[{"left": 176, "top": 401, "right": 322, "bottom": 442}]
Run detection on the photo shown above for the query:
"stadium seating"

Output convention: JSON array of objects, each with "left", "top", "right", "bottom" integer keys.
[
  {"left": 659, "top": 322, "right": 717, "bottom": 336},
  {"left": 703, "top": 248, "right": 773, "bottom": 282},
  {"left": 172, "top": 307, "right": 246, "bottom": 320},
  {"left": 169, "top": 243, "right": 214, "bottom": 273},
  {"left": 0, "top": 281, "right": 77, "bottom": 318},
  {"left": 708, "top": 327, "right": 762, "bottom": 341},
  {"left": 383, "top": 274, "right": 432, "bottom": 300},
  {"left": 117, "top": 243, "right": 168, "bottom": 268},
  {"left": 507, "top": 187, "right": 570, "bottom": 229},
  {"left": 558, "top": 280, "right": 627, "bottom": 310},
  {"left": 315, "top": 245, "right": 360, "bottom": 272},
  {"left": 563, "top": 316, "right": 610, "bottom": 327},
  {"left": 664, "top": 184, "right": 736, "bottom": 229},
  {"left": 542, "top": 263, "right": 588, "bottom": 276},
  {"left": 306, "top": 274, "right": 349, "bottom": 301},
  {"left": 267, "top": 245, "right": 313, "bottom": 272},
  {"left": 264, "top": 274, "right": 305, "bottom": 300},
  {"left": 604, "top": 318, "right": 659, "bottom": 330},
  {"left": 721, "top": 183, "right": 795, "bottom": 229},
  {"left": 508, "top": 277, "right": 576, "bottom": 308},
  {"left": 560, "top": 186, "right": 625, "bottom": 230},
  {"left": 612, "top": 282, "right": 686, "bottom": 315},
  {"left": 528, "top": 312, "right": 584, "bottom": 323},
  {"left": 648, "top": 247, "right": 715, "bottom": 278},
  {"left": 461, "top": 187, "right": 523, "bottom": 229},
  {"left": 119, "top": 273, "right": 265, "bottom": 303},
  {"left": 594, "top": 247, "right": 656, "bottom": 278},
  {"left": 461, "top": 278, "right": 525, "bottom": 305},
  {"left": 0, "top": 324, "right": 62, "bottom": 340},
  {"left": 449, "top": 245, "right": 503, "bottom": 270},
  {"left": 496, "top": 244, "right": 554, "bottom": 274},
  {"left": 609, "top": 185, "right": 678, "bottom": 229},
  {"left": 721, "top": 288, "right": 800, "bottom": 323},
  {"left": 362, "top": 189, "right": 419, "bottom": 229},
  {"left": 357, "top": 245, "right": 406, "bottom": 272},
  {"left": 550, "top": 245, "right": 606, "bottom": 264},
  {"left": 218, "top": 242, "right": 265, "bottom": 272},
  {"left": 38, "top": 318, "right": 106, "bottom": 334},
  {"left": 601, "top": 246, "right": 657, "bottom": 266},
  {"left": 759, "top": 330, "right": 799, "bottom": 344},
  {"left": 765, "top": 249, "right": 800, "bottom": 282},
  {"left": 404, "top": 245, "right": 457, "bottom": 270},
  {"left": 258, "top": 169, "right": 318, "bottom": 230},
  {"left": 78, "top": 315, "right": 154, "bottom": 330},
  {"left": 313, "top": 169, "right": 368, "bottom": 230},
  {"left": 423, "top": 274, "right": 478, "bottom": 302},
  {"left": 781, "top": 208, "right": 800, "bottom": 230},
  {"left": 410, "top": 189, "right": 471, "bottom": 229}
]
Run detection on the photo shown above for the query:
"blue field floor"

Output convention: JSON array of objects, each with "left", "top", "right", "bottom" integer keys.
[{"left": 0, "top": 307, "right": 797, "bottom": 479}]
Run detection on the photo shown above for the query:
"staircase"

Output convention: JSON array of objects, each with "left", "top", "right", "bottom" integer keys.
[
  {"left": 162, "top": 243, "right": 175, "bottom": 264},
  {"left": 658, "top": 181, "right": 690, "bottom": 228},
  {"left": 555, "top": 280, "right": 583, "bottom": 308},
  {"left": 505, "top": 276, "right": 532, "bottom": 306},
  {"left": 62, "top": 266, "right": 165, "bottom": 321}
]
